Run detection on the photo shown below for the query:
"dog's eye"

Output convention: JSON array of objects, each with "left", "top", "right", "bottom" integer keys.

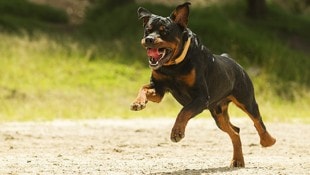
[
  {"left": 160, "top": 27, "right": 169, "bottom": 36},
  {"left": 145, "top": 28, "right": 151, "bottom": 35},
  {"left": 144, "top": 26, "right": 152, "bottom": 35},
  {"left": 160, "top": 30, "right": 167, "bottom": 36}
]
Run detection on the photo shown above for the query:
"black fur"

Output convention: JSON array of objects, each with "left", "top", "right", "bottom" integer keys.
[{"left": 131, "top": 2, "right": 276, "bottom": 168}]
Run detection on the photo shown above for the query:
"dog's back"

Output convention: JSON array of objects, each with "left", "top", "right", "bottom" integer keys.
[{"left": 202, "top": 53, "right": 248, "bottom": 105}]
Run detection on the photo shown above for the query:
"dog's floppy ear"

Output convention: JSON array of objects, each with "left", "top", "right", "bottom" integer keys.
[
  {"left": 138, "top": 7, "right": 152, "bottom": 27},
  {"left": 170, "top": 2, "right": 191, "bottom": 28}
]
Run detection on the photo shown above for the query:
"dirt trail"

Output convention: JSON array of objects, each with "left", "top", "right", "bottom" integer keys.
[{"left": 0, "top": 118, "right": 309, "bottom": 174}]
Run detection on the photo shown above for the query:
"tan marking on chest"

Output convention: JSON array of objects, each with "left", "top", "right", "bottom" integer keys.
[
  {"left": 177, "top": 68, "right": 196, "bottom": 87},
  {"left": 152, "top": 71, "right": 169, "bottom": 81}
]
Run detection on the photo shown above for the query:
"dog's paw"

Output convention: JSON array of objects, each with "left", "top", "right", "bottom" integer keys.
[
  {"left": 230, "top": 159, "right": 245, "bottom": 168},
  {"left": 170, "top": 126, "right": 185, "bottom": 142},
  {"left": 260, "top": 132, "right": 276, "bottom": 147},
  {"left": 130, "top": 99, "right": 147, "bottom": 111}
]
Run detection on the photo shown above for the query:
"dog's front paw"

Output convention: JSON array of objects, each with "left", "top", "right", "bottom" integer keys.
[
  {"left": 170, "top": 126, "right": 185, "bottom": 142},
  {"left": 130, "top": 98, "right": 147, "bottom": 111}
]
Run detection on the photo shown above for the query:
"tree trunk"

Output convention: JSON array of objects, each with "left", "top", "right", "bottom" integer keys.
[{"left": 246, "top": 0, "right": 267, "bottom": 18}]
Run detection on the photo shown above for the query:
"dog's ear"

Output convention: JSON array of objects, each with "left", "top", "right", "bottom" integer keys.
[
  {"left": 138, "top": 7, "right": 152, "bottom": 27},
  {"left": 170, "top": 2, "right": 191, "bottom": 28}
]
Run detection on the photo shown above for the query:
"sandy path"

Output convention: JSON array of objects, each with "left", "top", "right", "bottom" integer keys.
[{"left": 0, "top": 118, "right": 309, "bottom": 174}]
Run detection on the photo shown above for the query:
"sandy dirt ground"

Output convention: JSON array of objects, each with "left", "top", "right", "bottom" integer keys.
[{"left": 0, "top": 118, "right": 309, "bottom": 175}]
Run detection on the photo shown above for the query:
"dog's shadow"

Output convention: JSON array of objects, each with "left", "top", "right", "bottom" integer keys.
[{"left": 150, "top": 166, "right": 240, "bottom": 175}]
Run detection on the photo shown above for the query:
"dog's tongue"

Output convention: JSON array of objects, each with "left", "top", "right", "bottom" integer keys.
[{"left": 147, "top": 48, "right": 161, "bottom": 60}]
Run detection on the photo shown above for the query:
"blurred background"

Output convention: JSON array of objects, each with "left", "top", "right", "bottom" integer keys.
[{"left": 0, "top": 0, "right": 309, "bottom": 122}]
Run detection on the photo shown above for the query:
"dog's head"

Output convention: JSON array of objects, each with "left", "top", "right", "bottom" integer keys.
[{"left": 138, "top": 2, "right": 191, "bottom": 70}]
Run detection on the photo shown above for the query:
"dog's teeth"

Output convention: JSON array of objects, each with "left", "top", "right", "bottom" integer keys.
[
  {"left": 149, "top": 57, "right": 157, "bottom": 64},
  {"left": 160, "top": 50, "right": 166, "bottom": 59}
]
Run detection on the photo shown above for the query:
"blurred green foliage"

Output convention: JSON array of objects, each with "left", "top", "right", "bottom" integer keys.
[{"left": 0, "top": 0, "right": 68, "bottom": 33}]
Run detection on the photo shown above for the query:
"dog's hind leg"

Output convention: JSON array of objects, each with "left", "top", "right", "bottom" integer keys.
[
  {"left": 211, "top": 102, "right": 245, "bottom": 168},
  {"left": 230, "top": 94, "right": 276, "bottom": 147}
]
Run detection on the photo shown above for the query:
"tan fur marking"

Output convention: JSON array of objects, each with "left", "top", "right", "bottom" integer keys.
[
  {"left": 152, "top": 71, "right": 169, "bottom": 81},
  {"left": 228, "top": 95, "right": 263, "bottom": 133},
  {"left": 159, "top": 25, "right": 165, "bottom": 31},
  {"left": 178, "top": 68, "right": 196, "bottom": 87},
  {"left": 228, "top": 95, "right": 276, "bottom": 147},
  {"left": 215, "top": 104, "right": 245, "bottom": 167}
]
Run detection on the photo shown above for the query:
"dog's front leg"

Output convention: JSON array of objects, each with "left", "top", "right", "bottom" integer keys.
[
  {"left": 171, "top": 97, "right": 208, "bottom": 142},
  {"left": 171, "top": 77, "right": 210, "bottom": 142},
  {"left": 130, "top": 83, "right": 164, "bottom": 111}
]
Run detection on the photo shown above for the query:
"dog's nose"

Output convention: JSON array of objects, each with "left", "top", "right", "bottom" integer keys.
[{"left": 145, "top": 36, "right": 155, "bottom": 44}]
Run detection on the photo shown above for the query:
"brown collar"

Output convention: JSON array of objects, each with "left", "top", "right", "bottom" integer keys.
[{"left": 173, "top": 37, "right": 191, "bottom": 64}]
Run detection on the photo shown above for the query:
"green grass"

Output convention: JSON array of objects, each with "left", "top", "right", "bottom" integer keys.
[
  {"left": 0, "top": 33, "right": 181, "bottom": 121},
  {"left": 0, "top": 0, "right": 309, "bottom": 122}
]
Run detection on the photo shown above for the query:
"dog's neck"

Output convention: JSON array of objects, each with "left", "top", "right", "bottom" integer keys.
[{"left": 173, "top": 37, "right": 191, "bottom": 65}]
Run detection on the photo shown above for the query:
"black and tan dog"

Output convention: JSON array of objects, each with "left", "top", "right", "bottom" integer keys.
[{"left": 131, "top": 2, "right": 276, "bottom": 167}]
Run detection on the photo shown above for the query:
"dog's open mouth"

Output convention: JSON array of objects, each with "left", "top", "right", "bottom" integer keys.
[{"left": 147, "top": 48, "right": 172, "bottom": 68}]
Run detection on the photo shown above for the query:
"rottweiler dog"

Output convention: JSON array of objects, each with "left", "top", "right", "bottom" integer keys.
[{"left": 131, "top": 2, "right": 276, "bottom": 167}]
